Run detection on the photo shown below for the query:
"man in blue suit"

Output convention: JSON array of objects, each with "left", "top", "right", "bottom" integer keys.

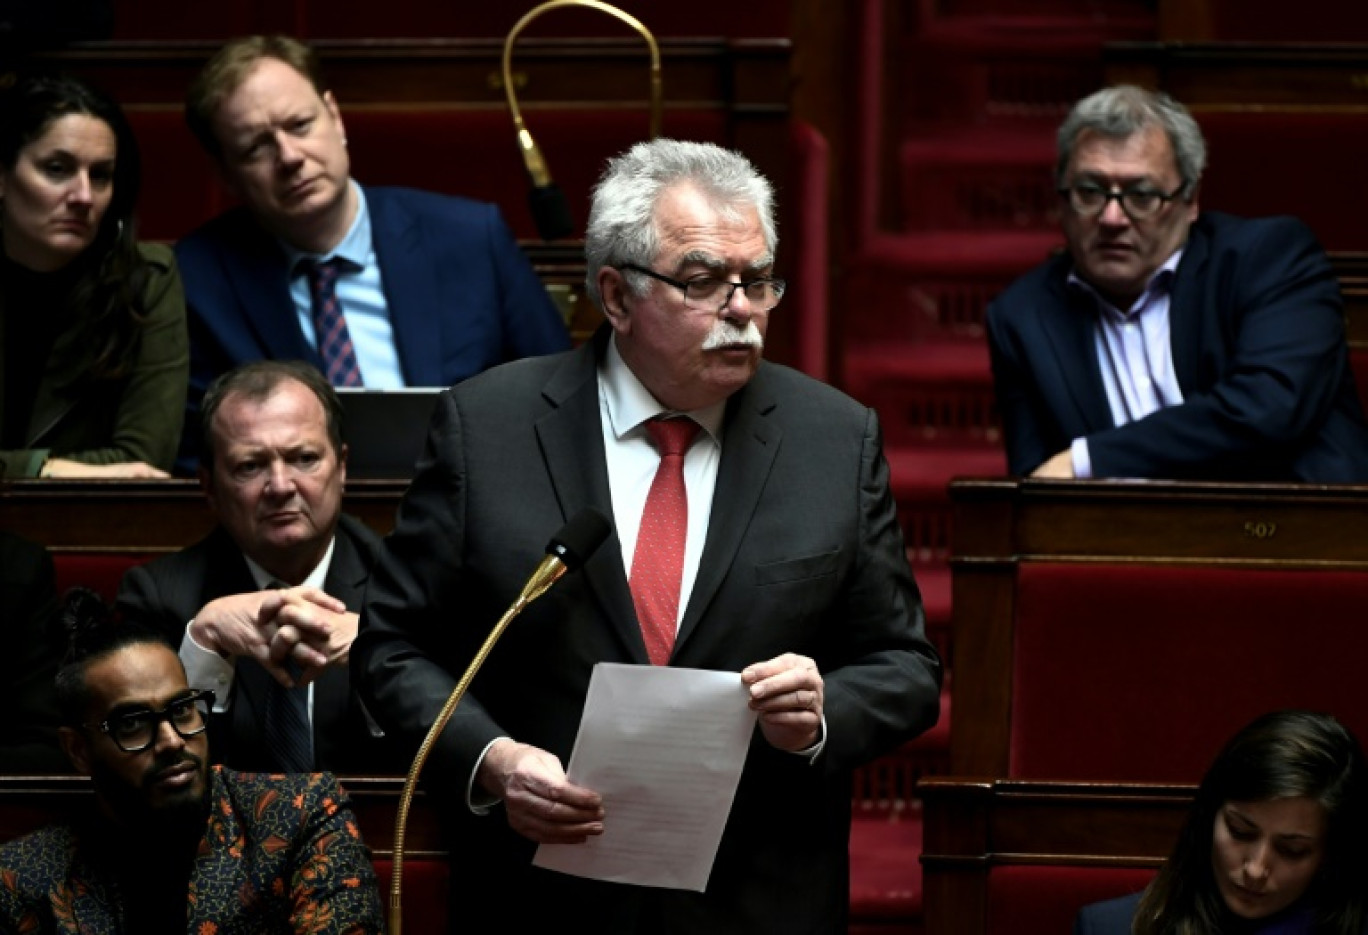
[
  {"left": 175, "top": 35, "right": 569, "bottom": 465},
  {"left": 987, "top": 85, "right": 1368, "bottom": 482}
]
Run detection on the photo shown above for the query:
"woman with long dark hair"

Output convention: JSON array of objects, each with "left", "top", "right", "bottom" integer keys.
[
  {"left": 1077, "top": 710, "right": 1368, "bottom": 935},
  {"left": 0, "top": 72, "right": 187, "bottom": 478}
]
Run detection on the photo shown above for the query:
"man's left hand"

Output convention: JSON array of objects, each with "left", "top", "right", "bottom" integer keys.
[{"left": 741, "top": 653, "right": 824, "bottom": 752}]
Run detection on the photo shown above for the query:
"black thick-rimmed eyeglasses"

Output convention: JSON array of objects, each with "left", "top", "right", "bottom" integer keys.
[
  {"left": 1058, "top": 181, "right": 1186, "bottom": 221},
  {"left": 617, "top": 264, "right": 787, "bottom": 311},
  {"left": 83, "top": 689, "right": 216, "bottom": 753}
]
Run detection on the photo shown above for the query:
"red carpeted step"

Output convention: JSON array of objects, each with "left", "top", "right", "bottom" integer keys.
[
  {"left": 845, "top": 231, "right": 1061, "bottom": 342},
  {"left": 847, "top": 340, "right": 1000, "bottom": 445},
  {"left": 899, "top": 122, "right": 1058, "bottom": 231},
  {"left": 849, "top": 805, "right": 924, "bottom": 929},
  {"left": 885, "top": 445, "right": 1008, "bottom": 569}
]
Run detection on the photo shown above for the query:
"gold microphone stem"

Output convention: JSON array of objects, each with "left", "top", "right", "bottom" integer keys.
[
  {"left": 501, "top": 0, "right": 664, "bottom": 186},
  {"left": 387, "top": 557, "right": 567, "bottom": 935}
]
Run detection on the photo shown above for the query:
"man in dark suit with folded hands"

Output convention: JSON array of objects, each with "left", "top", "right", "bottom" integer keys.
[
  {"left": 987, "top": 84, "right": 1368, "bottom": 481},
  {"left": 118, "top": 360, "right": 399, "bottom": 773},
  {"left": 352, "top": 138, "right": 942, "bottom": 932}
]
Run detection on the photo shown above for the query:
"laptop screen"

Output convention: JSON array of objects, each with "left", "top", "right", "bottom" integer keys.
[{"left": 335, "top": 388, "right": 444, "bottom": 479}]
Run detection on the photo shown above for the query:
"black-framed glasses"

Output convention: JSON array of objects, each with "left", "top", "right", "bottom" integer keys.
[
  {"left": 618, "top": 264, "right": 786, "bottom": 311},
  {"left": 1058, "top": 181, "right": 1186, "bottom": 221},
  {"left": 83, "top": 689, "right": 215, "bottom": 753}
]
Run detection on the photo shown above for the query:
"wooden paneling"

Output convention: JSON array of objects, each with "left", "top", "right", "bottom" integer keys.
[
  {"left": 948, "top": 479, "right": 1368, "bottom": 778},
  {"left": 920, "top": 777, "right": 1191, "bottom": 935},
  {"left": 1104, "top": 42, "right": 1368, "bottom": 110},
  {"left": 0, "top": 480, "right": 407, "bottom": 554}
]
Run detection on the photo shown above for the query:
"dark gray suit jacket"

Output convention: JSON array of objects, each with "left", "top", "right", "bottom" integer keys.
[
  {"left": 352, "top": 330, "right": 943, "bottom": 933},
  {"left": 116, "top": 514, "right": 403, "bottom": 773}
]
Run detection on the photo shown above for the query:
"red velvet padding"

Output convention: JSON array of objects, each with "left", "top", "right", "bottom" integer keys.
[
  {"left": 1198, "top": 111, "right": 1368, "bottom": 252},
  {"left": 372, "top": 858, "right": 450, "bottom": 935},
  {"left": 125, "top": 110, "right": 229, "bottom": 243},
  {"left": 987, "top": 865, "right": 1155, "bottom": 935},
  {"left": 1009, "top": 563, "right": 1368, "bottom": 781},
  {"left": 54, "top": 554, "right": 156, "bottom": 604},
  {"left": 849, "top": 810, "right": 923, "bottom": 922}
]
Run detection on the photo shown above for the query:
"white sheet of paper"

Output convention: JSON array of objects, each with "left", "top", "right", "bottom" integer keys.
[{"left": 533, "top": 662, "right": 757, "bottom": 891}]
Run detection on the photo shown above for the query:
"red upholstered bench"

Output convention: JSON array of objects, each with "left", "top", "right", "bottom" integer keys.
[
  {"left": 986, "top": 865, "right": 1154, "bottom": 935},
  {"left": 1009, "top": 562, "right": 1368, "bottom": 781},
  {"left": 53, "top": 553, "right": 157, "bottom": 604},
  {"left": 1198, "top": 111, "right": 1368, "bottom": 252},
  {"left": 125, "top": 110, "right": 230, "bottom": 243}
]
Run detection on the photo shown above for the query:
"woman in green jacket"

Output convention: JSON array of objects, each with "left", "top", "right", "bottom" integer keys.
[{"left": 0, "top": 73, "right": 188, "bottom": 479}]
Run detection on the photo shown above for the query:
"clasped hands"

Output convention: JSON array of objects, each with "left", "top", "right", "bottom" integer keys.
[
  {"left": 480, "top": 652, "right": 824, "bottom": 846},
  {"left": 188, "top": 586, "right": 359, "bottom": 688}
]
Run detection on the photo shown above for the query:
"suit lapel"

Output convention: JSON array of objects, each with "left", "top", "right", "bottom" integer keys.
[
  {"left": 369, "top": 188, "right": 444, "bottom": 386},
  {"left": 533, "top": 335, "right": 644, "bottom": 660},
  {"left": 317, "top": 523, "right": 384, "bottom": 743},
  {"left": 223, "top": 224, "right": 318, "bottom": 367},
  {"left": 1039, "top": 270, "right": 1115, "bottom": 432},
  {"left": 1167, "top": 222, "right": 1210, "bottom": 394},
  {"left": 674, "top": 368, "right": 782, "bottom": 654}
]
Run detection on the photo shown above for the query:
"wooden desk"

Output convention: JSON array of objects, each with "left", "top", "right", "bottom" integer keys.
[
  {"left": 920, "top": 777, "right": 1191, "bottom": 935},
  {"left": 949, "top": 478, "right": 1368, "bottom": 777},
  {"left": 0, "top": 479, "right": 408, "bottom": 554}
]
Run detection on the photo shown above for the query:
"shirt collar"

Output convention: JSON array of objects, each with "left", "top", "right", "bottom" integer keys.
[
  {"left": 283, "top": 180, "right": 370, "bottom": 276},
  {"left": 1068, "top": 246, "right": 1184, "bottom": 320},
  {"left": 600, "top": 334, "right": 726, "bottom": 443},
  {"left": 243, "top": 536, "right": 337, "bottom": 590}
]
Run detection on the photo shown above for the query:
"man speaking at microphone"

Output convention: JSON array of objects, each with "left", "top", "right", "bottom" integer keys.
[{"left": 352, "top": 139, "right": 942, "bottom": 932}]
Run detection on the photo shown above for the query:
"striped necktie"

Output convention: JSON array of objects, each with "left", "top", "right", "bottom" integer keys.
[{"left": 305, "top": 257, "right": 362, "bottom": 387}]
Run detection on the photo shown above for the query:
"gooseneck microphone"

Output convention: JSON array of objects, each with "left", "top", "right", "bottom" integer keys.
[
  {"left": 387, "top": 508, "right": 613, "bottom": 935},
  {"left": 501, "top": 0, "right": 663, "bottom": 240}
]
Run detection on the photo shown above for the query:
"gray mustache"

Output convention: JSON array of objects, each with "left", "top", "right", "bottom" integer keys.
[{"left": 701, "top": 321, "right": 764, "bottom": 351}]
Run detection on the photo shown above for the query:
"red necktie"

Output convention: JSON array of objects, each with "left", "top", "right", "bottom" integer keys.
[
  {"left": 306, "top": 258, "right": 362, "bottom": 387},
  {"left": 630, "top": 417, "right": 700, "bottom": 666}
]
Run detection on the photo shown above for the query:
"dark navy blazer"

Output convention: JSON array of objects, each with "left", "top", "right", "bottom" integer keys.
[
  {"left": 987, "top": 211, "right": 1368, "bottom": 481},
  {"left": 174, "top": 185, "right": 570, "bottom": 466},
  {"left": 1074, "top": 892, "right": 1142, "bottom": 935}
]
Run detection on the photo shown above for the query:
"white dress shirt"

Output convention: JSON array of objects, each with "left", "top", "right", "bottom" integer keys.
[
  {"left": 599, "top": 336, "right": 726, "bottom": 626},
  {"left": 1068, "top": 248, "right": 1186, "bottom": 477}
]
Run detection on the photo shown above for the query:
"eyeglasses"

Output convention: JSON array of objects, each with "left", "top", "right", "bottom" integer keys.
[
  {"left": 1058, "top": 181, "right": 1186, "bottom": 221},
  {"left": 83, "top": 690, "right": 215, "bottom": 753},
  {"left": 618, "top": 264, "right": 786, "bottom": 311}
]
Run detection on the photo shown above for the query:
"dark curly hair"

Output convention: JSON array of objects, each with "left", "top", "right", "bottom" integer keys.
[{"left": 53, "top": 587, "right": 170, "bottom": 726}]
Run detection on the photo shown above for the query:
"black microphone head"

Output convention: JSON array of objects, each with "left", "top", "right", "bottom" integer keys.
[
  {"left": 546, "top": 508, "right": 613, "bottom": 572},
  {"left": 529, "top": 183, "right": 574, "bottom": 241}
]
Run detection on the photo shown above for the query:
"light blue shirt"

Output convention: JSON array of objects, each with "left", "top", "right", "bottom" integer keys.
[
  {"left": 1067, "top": 249, "right": 1185, "bottom": 478},
  {"left": 283, "top": 182, "right": 406, "bottom": 388}
]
